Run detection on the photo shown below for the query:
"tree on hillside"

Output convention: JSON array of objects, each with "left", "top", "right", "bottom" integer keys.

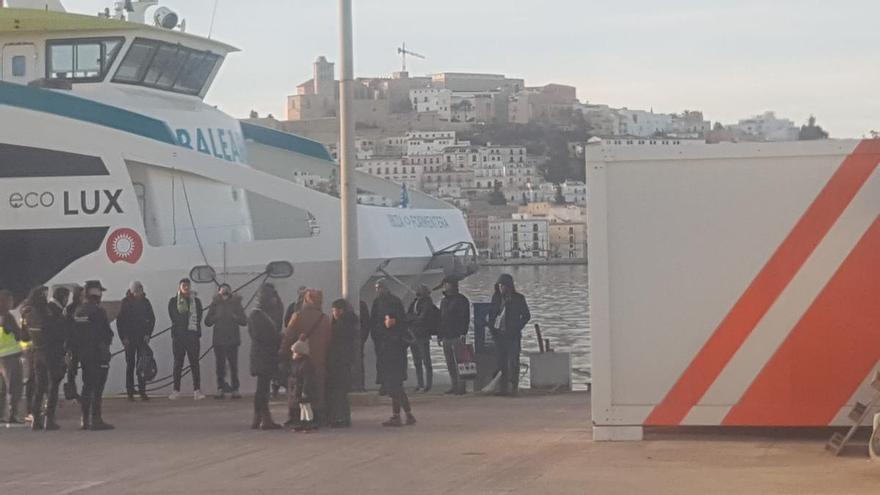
[
  {"left": 488, "top": 180, "right": 507, "bottom": 206},
  {"left": 798, "top": 115, "right": 829, "bottom": 140}
]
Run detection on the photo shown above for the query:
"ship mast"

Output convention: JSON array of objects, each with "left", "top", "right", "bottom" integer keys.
[{"left": 338, "top": 0, "right": 359, "bottom": 306}]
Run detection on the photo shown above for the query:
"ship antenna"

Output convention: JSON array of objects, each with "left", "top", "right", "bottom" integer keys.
[{"left": 208, "top": 0, "right": 221, "bottom": 39}]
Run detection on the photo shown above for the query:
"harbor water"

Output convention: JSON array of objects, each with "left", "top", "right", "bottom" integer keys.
[{"left": 459, "top": 264, "right": 591, "bottom": 390}]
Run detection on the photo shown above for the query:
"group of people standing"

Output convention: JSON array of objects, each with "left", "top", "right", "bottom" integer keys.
[
  {"left": 0, "top": 281, "right": 116, "bottom": 431},
  {"left": 0, "top": 271, "right": 530, "bottom": 432}
]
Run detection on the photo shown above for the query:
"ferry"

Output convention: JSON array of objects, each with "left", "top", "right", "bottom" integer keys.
[{"left": 0, "top": 0, "right": 477, "bottom": 393}]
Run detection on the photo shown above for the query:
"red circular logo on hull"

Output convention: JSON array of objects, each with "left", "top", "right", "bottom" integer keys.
[{"left": 106, "top": 228, "right": 143, "bottom": 264}]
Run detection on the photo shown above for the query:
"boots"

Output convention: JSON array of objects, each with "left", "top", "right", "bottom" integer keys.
[
  {"left": 44, "top": 410, "right": 60, "bottom": 431},
  {"left": 89, "top": 396, "right": 114, "bottom": 431},
  {"left": 80, "top": 397, "right": 91, "bottom": 430},
  {"left": 30, "top": 412, "right": 43, "bottom": 431},
  {"left": 259, "top": 406, "right": 281, "bottom": 430},
  {"left": 382, "top": 415, "right": 403, "bottom": 427},
  {"left": 405, "top": 412, "right": 417, "bottom": 426}
]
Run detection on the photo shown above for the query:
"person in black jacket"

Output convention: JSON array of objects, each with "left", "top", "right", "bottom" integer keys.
[
  {"left": 407, "top": 285, "right": 438, "bottom": 393},
  {"left": 438, "top": 279, "right": 470, "bottom": 395},
  {"left": 204, "top": 284, "right": 247, "bottom": 399},
  {"left": 21, "top": 286, "right": 68, "bottom": 430},
  {"left": 259, "top": 283, "right": 285, "bottom": 400},
  {"left": 370, "top": 279, "right": 406, "bottom": 396},
  {"left": 380, "top": 312, "right": 416, "bottom": 427},
  {"left": 489, "top": 274, "right": 531, "bottom": 396},
  {"left": 167, "top": 278, "right": 205, "bottom": 401},
  {"left": 327, "top": 299, "right": 357, "bottom": 427},
  {"left": 62, "top": 285, "right": 83, "bottom": 402},
  {"left": 116, "top": 281, "right": 156, "bottom": 401},
  {"left": 248, "top": 286, "right": 282, "bottom": 430},
  {"left": 72, "top": 280, "right": 115, "bottom": 430}
]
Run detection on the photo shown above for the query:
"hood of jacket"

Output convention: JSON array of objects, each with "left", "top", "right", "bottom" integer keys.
[{"left": 497, "top": 273, "right": 516, "bottom": 292}]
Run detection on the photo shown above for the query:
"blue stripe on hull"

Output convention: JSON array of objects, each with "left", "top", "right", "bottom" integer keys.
[
  {"left": 240, "top": 121, "right": 333, "bottom": 162},
  {"left": 0, "top": 81, "right": 177, "bottom": 145}
]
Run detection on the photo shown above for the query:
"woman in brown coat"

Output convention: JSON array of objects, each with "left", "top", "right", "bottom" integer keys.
[{"left": 280, "top": 289, "right": 332, "bottom": 427}]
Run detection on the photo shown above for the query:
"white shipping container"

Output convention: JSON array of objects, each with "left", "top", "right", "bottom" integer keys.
[{"left": 587, "top": 139, "right": 880, "bottom": 440}]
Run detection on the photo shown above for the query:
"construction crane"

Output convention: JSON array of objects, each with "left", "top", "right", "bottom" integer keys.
[{"left": 397, "top": 42, "right": 426, "bottom": 72}]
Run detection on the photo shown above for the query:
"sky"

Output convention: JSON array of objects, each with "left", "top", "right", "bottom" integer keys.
[{"left": 64, "top": 0, "right": 879, "bottom": 137}]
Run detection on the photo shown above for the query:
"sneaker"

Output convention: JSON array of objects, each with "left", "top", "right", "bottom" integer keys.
[
  {"left": 405, "top": 413, "right": 417, "bottom": 426},
  {"left": 214, "top": 391, "right": 226, "bottom": 400},
  {"left": 127, "top": 393, "right": 136, "bottom": 402},
  {"left": 193, "top": 390, "right": 206, "bottom": 401},
  {"left": 168, "top": 391, "right": 181, "bottom": 400},
  {"left": 230, "top": 391, "right": 242, "bottom": 400},
  {"left": 414, "top": 386, "right": 424, "bottom": 393},
  {"left": 140, "top": 393, "right": 150, "bottom": 402},
  {"left": 382, "top": 415, "right": 403, "bottom": 427}
]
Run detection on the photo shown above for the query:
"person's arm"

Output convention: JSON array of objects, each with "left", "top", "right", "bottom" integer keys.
[
  {"left": 234, "top": 301, "right": 248, "bottom": 327},
  {"left": 204, "top": 300, "right": 217, "bottom": 327},
  {"left": 462, "top": 296, "right": 471, "bottom": 337},
  {"left": 116, "top": 300, "right": 130, "bottom": 343},
  {"left": 168, "top": 297, "right": 177, "bottom": 326},
  {"left": 196, "top": 298, "right": 204, "bottom": 336},
  {"left": 96, "top": 309, "right": 114, "bottom": 345},
  {"left": 520, "top": 295, "right": 531, "bottom": 329},
  {"left": 145, "top": 299, "right": 156, "bottom": 339}
]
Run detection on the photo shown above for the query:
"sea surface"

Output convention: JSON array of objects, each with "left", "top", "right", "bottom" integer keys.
[{"left": 458, "top": 264, "right": 591, "bottom": 390}]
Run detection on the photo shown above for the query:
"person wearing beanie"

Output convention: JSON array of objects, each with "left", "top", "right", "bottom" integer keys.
[
  {"left": 167, "top": 278, "right": 205, "bottom": 401},
  {"left": 489, "top": 274, "right": 530, "bottom": 397},
  {"left": 71, "top": 281, "right": 115, "bottom": 430},
  {"left": 290, "top": 340, "right": 318, "bottom": 432},
  {"left": 116, "top": 281, "right": 156, "bottom": 401},
  {"left": 248, "top": 286, "right": 282, "bottom": 430},
  {"left": 407, "top": 285, "right": 438, "bottom": 393},
  {"left": 439, "top": 278, "right": 470, "bottom": 395},
  {"left": 204, "top": 283, "right": 247, "bottom": 399}
]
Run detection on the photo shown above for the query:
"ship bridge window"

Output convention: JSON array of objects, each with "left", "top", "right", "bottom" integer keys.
[
  {"left": 113, "top": 38, "right": 221, "bottom": 96},
  {"left": 46, "top": 37, "right": 123, "bottom": 82}
]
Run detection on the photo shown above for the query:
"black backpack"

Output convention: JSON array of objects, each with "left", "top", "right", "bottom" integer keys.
[{"left": 136, "top": 343, "right": 158, "bottom": 382}]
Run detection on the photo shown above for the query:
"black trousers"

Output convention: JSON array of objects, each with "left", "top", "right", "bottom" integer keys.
[
  {"left": 80, "top": 359, "right": 109, "bottom": 419},
  {"left": 390, "top": 387, "right": 411, "bottom": 415},
  {"left": 31, "top": 350, "right": 64, "bottom": 420},
  {"left": 373, "top": 340, "right": 385, "bottom": 387},
  {"left": 442, "top": 338, "right": 460, "bottom": 392},
  {"left": 213, "top": 345, "right": 240, "bottom": 392},
  {"left": 326, "top": 373, "right": 351, "bottom": 425},
  {"left": 254, "top": 374, "right": 271, "bottom": 417},
  {"left": 409, "top": 339, "right": 432, "bottom": 390},
  {"left": 172, "top": 334, "right": 201, "bottom": 392},
  {"left": 0, "top": 354, "right": 23, "bottom": 420},
  {"left": 496, "top": 334, "right": 522, "bottom": 393},
  {"left": 22, "top": 349, "right": 34, "bottom": 415},
  {"left": 124, "top": 342, "right": 146, "bottom": 395}
]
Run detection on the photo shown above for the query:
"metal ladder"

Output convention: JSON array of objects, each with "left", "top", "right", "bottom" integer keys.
[{"left": 826, "top": 371, "right": 880, "bottom": 455}]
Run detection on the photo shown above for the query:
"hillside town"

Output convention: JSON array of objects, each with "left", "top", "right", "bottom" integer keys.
[{"left": 246, "top": 55, "right": 830, "bottom": 263}]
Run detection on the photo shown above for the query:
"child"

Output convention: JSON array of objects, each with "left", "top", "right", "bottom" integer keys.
[
  {"left": 290, "top": 340, "right": 318, "bottom": 432},
  {"left": 381, "top": 314, "right": 416, "bottom": 427}
]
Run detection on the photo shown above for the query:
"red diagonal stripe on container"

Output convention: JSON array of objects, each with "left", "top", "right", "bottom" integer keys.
[
  {"left": 723, "top": 215, "right": 880, "bottom": 425},
  {"left": 645, "top": 140, "right": 880, "bottom": 426}
]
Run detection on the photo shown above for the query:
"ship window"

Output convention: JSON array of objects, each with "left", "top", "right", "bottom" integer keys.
[
  {"left": 113, "top": 38, "right": 221, "bottom": 96},
  {"left": 46, "top": 37, "right": 123, "bottom": 82},
  {"left": 11, "top": 56, "right": 25, "bottom": 77}
]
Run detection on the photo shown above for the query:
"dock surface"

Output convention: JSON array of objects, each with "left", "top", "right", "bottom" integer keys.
[{"left": 1, "top": 392, "right": 877, "bottom": 494}]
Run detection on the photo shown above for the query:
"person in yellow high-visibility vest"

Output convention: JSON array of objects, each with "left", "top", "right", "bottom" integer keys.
[{"left": 0, "top": 289, "right": 25, "bottom": 424}]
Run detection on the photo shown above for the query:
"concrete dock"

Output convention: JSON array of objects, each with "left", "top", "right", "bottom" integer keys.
[{"left": 1, "top": 392, "right": 878, "bottom": 494}]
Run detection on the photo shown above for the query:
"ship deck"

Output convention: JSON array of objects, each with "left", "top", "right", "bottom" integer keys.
[{"left": 0, "top": 391, "right": 876, "bottom": 494}]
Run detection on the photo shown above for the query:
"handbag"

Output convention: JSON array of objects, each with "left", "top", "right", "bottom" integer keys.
[
  {"left": 136, "top": 342, "right": 158, "bottom": 382},
  {"left": 454, "top": 341, "right": 477, "bottom": 379}
]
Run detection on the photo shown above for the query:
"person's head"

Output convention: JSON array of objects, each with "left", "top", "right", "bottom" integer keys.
[
  {"left": 443, "top": 278, "right": 459, "bottom": 295},
  {"left": 84, "top": 280, "right": 106, "bottom": 303},
  {"left": 257, "top": 284, "right": 276, "bottom": 309},
  {"left": 0, "top": 289, "right": 12, "bottom": 313},
  {"left": 70, "top": 285, "right": 84, "bottom": 304},
  {"left": 292, "top": 340, "right": 310, "bottom": 358},
  {"left": 384, "top": 314, "right": 397, "bottom": 329},
  {"left": 52, "top": 286, "right": 71, "bottom": 307},
  {"left": 415, "top": 284, "right": 431, "bottom": 298},
  {"left": 26, "top": 286, "right": 48, "bottom": 309},
  {"left": 218, "top": 283, "right": 232, "bottom": 299},
  {"left": 303, "top": 289, "right": 323, "bottom": 309},
  {"left": 497, "top": 274, "right": 515, "bottom": 297},
  {"left": 331, "top": 298, "right": 351, "bottom": 320},
  {"left": 178, "top": 278, "right": 191, "bottom": 296},
  {"left": 375, "top": 279, "right": 389, "bottom": 297},
  {"left": 129, "top": 281, "right": 145, "bottom": 299}
]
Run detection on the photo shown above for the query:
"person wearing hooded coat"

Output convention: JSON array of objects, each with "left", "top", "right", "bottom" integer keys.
[
  {"left": 438, "top": 279, "right": 470, "bottom": 395},
  {"left": 204, "top": 283, "right": 247, "bottom": 399},
  {"left": 116, "top": 281, "right": 156, "bottom": 401},
  {"left": 327, "top": 299, "right": 357, "bottom": 427},
  {"left": 280, "top": 289, "right": 331, "bottom": 426},
  {"left": 407, "top": 285, "right": 438, "bottom": 393},
  {"left": 248, "top": 286, "right": 282, "bottom": 430},
  {"left": 370, "top": 279, "right": 405, "bottom": 395},
  {"left": 489, "top": 274, "right": 531, "bottom": 396}
]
